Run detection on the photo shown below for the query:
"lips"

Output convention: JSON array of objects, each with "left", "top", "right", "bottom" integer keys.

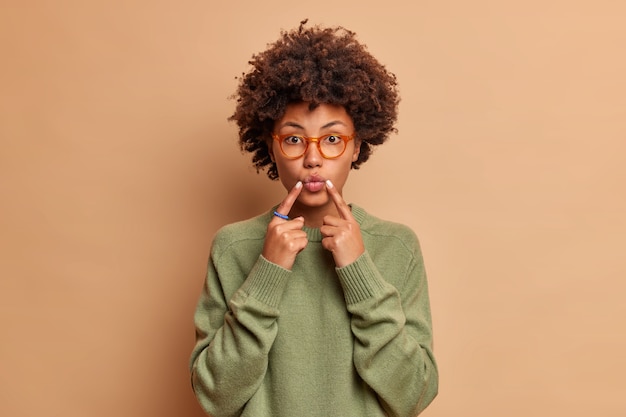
[{"left": 303, "top": 175, "right": 326, "bottom": 192}]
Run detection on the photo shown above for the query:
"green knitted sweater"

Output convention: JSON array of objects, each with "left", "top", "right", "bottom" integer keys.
[{"left": 190, "top": 204, "right": 438, "bottom": 417}]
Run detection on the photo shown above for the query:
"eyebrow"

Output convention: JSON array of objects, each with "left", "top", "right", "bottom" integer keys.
[{"left": 278, "top": 120, "right": 348, "bottom": 130}]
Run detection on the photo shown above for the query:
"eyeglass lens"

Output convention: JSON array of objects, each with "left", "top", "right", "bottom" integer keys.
[{"left": 281, "top": 135, "right": 347, "bottom": 158}]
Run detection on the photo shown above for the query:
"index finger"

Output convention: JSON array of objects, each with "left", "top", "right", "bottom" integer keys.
[
  {"left": 274, "top": 181, "right": 303, "bottom": 218},
  {"left": 325, "top": 180, "right": 353, "bottom": 220}
]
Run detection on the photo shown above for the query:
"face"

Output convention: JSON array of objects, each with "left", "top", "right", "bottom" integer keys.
[{"left": 270, "top": 102, "right": 360, "bottom": 215}]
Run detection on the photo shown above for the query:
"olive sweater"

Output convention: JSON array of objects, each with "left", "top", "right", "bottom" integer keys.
[{"left": 190, "top": 204, "right": 438, "bottom": 417}]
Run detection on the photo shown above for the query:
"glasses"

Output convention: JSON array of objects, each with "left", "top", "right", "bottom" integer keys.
[{"left": 272, "top": 133, "right": 355, "bottom": 159}]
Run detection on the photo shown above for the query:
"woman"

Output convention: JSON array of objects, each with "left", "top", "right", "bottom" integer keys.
[{"left": 190, "top": 20, "right": 438, "bottom": 417}]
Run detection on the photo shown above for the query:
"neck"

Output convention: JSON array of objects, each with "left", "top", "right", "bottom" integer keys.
[{"left": 290, "top": 201, "right": 339, "bottom": 228}]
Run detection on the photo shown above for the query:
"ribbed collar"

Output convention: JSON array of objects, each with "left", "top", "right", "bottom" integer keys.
[{"left": 269, "top": 204, "right": 366, "bottom": 242}]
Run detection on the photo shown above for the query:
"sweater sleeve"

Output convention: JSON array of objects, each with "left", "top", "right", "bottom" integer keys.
[
  {"left": 189, "top": 254, "right": 290, "bottom": 417},
  {"left": 336, "top": 250, "right": 438, "bottom": 417}
]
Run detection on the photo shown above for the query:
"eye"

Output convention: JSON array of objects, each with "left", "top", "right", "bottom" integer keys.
[
  {"left": 283, "top": 135, "right": 304, "bottom": 145},
  {"left": 322, "top": 134, "right": 344, "bottom": 145}
]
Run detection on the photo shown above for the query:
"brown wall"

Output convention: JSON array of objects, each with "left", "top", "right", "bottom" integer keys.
[{"left": 1, "top": 1, "right": 625, "bottom": 416}]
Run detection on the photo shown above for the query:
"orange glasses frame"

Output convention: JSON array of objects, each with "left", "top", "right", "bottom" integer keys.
[{"left": 271, "top": 133, "right": 355, "bottom": 160}]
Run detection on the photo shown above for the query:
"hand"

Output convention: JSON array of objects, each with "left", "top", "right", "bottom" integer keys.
[
  {"left": 262, "top": 181, "right": 308, "bottom": 270},
  {"left": 321, "top": 180, "right": 365, "bottom": 268}
]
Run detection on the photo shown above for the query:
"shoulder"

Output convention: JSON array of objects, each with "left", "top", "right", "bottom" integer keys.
[
  {"left": 210, "top": 211, "right": 270, "bottom": 258},
  {"left": 352, "top": 204, "right": 421, "bottom": 253}
]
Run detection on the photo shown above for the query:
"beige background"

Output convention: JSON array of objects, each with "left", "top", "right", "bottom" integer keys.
[{"left": 1, "top": 1, "right": 625, "bottom": 416}]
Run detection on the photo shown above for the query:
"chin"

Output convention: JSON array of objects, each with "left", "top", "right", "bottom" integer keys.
[{"left": 297, "top": 192, "right": 331, "bottom": 208}]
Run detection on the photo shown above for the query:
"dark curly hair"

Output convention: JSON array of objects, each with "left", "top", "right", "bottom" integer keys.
[{"left": 229, "top": 19, "right": 400, "bottom": 180}]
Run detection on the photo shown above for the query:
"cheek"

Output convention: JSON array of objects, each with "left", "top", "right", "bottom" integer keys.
[
  {"left": 274, "top": 159, "right": 299, "bottom": 186},
  {"left": 333, "top": 159, "right": 355, "bottom": 185},
  {"left": 274, "top": 159, "right": 291, "bottom": 174}
]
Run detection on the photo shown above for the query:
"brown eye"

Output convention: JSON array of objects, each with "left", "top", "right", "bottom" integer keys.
[
  {"left": 322, "top": 135, "right": 343, "bottom": 145},
  {"left": 284, "top": 135, "right": 303, "bottom": 145}
]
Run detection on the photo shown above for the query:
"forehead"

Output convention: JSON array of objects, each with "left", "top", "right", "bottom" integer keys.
[{"left": 275, "top": 102, "right": 354, "bottom": 131}]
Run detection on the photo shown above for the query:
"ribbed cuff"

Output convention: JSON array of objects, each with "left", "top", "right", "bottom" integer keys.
[
  {"left": 335, "top": 252, "right": 386, "bottom": 305},
  {"left": 241, "top": 255, "right": 291, "bottom": 308}
]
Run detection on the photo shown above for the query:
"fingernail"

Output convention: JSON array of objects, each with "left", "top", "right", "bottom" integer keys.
[
  {"left": 295, "top": 181, "right": 303, "bottom": 189},
  {"left": 326, "top": 179, "right": 334, "bottom": 188}
]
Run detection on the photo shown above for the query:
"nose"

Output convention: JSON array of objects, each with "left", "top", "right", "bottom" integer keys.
[{"left": 303, "top": 141, "right": 322, "bottom": 168}]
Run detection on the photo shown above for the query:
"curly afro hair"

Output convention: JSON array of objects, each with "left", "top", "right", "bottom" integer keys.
[{"left": 229, "top": 19, "right": 400, "bottom": 180}]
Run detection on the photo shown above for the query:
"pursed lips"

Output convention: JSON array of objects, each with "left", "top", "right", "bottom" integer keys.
[{"left": 303, "top": 175, "right": 326, "bottom": 192}]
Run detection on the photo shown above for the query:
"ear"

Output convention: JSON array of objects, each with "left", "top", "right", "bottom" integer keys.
[
  {"left": 351, "top": 138, "right": 361, "bottom": 162},
  {"left": 267, "top": 137, "right": 276, "bottom": 162}
]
